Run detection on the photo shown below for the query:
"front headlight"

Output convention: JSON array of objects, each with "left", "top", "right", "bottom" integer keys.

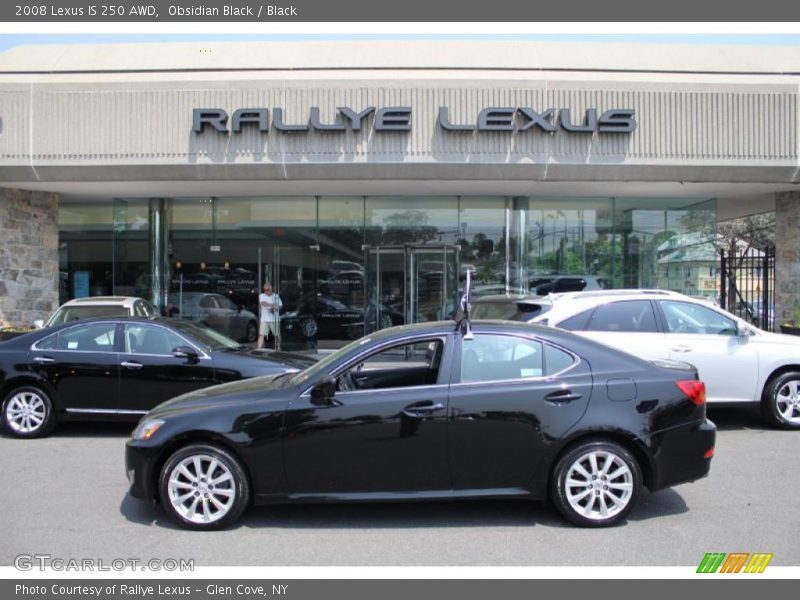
[{"left": 132, "top": 418, "right": 165, "bottom": 441}]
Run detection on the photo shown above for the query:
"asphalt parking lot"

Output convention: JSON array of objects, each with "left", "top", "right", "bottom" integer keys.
[{"left": 0, "top": 406, "right": 798, "bottom": 567}]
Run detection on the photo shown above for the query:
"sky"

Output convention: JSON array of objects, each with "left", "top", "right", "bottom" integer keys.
[{"left": 2, "top": 33, "right": 800, "bottom": 53}]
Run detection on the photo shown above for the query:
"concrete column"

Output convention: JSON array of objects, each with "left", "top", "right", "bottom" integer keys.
[
  {"left": 0, "top": 188, "right": 59, "bottom": 326},
  {"left": 775, "top": 191, "right": 800, "bottom": 326}
]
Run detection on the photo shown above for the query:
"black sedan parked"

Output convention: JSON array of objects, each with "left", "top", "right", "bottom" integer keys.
[
  {"left": 0, "top": 317, "right": 316, "bottom": 438},
  {"left": 126, "top": 319, "right": 716, "bottom": 529}
]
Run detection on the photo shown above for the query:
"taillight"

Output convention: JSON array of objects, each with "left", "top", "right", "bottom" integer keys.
[
  {"left": 704, "top": 447, "right": 715, "bottom": 459},
  {"left": 676, "top": 380, "right": 706, "bottom": 406}
]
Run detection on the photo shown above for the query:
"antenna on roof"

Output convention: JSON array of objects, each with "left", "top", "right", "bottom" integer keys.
[{"left": 454, "top": 267, "right": 474, "bottom": 340}]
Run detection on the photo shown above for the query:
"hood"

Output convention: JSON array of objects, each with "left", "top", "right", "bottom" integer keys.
[
  {"left": 752, "top": 329, "right": 800, "bottom": 346},
  {"left": 221, "top": 347, "right": 317, "bottom": 369},
  {"left": 147, "top": 372, "right": 293, "bottom": 418}
]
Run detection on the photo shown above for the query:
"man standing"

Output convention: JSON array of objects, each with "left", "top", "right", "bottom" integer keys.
[{"left": 257, "top": 282, "right": 282, "bottom": 349}]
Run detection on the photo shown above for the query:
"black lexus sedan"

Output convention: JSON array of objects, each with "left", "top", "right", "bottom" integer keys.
[
  {"left": 0, "top": 317, "right": 316, "bottom": 438},
  {"left": 126, "top": 319, "right": 716, "bottom": 529}
]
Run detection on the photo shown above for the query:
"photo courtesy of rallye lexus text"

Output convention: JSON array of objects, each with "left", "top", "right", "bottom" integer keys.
[{"left": 126, "top": 275, "right": 716, "bottom": 530}]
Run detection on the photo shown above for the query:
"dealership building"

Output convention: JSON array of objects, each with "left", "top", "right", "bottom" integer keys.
[{"left": 0, "top": 40, "right": 798, "bottom": 348}]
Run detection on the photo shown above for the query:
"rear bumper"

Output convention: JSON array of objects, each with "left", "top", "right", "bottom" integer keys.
[{"left": 647, "top": 419, "right": 716, "bottom": 491}]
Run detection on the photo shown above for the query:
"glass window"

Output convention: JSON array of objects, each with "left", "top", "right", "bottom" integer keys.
[
  {"left": 36, "top": 333, "right": 59, "bottom": 350},
  {"left": 336, "top": 338, "right": 445, "bottom": 391},
  {"left": 544, "top": 345, "right": 576, "bottom": 375},
  {"left": 459, "top": 196, "right": 507, "bottom": 291},
  {"left": 199, "top": 295, "right": 217, "bottom": 309},
  {"left": 55, "top": 322, "right": 117, "bottom": 352},
  {"left": 47, "top": 305, "right": 129, "bottom": 326},
  {"left": 660, "top": 301, "right": 737, "bottom": 336},
  {"left": 124, "top": 324, "right": 186, "bottom": 355},
  {"left": 461, "top": 334, "right": 543, "bottom": 383},
  {"left": 586, "top": 301, "right": 658, "bottom": 333},
  {"left": 556, "top": 309, "right": 594, "bottom": 332},
  {"left": 169, "top": 319, "right": 240, "bottom": 350}
]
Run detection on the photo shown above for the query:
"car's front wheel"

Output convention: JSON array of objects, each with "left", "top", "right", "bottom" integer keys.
[
  {"left": 159, "top": 443, "right": 250, "bottom": 530},
  {"left": 298, "top": 317, "right": 318, "bottom": 339},
  {"left": 761, "top": 371, "right": 800, "bottom": 429},
  {"left": 1, "top": 386, "right": 56, "bottom": 438},
  {"left": 551, "top": 439, "right": 642, "bottom": 527}
]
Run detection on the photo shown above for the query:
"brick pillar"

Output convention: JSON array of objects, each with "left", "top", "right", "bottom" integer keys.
[
  {"left": 0, "top": 188, "right": 60, "bottom": 327},
  {"left": 775, "top": 191, "right": 800, "bottom": 327}
]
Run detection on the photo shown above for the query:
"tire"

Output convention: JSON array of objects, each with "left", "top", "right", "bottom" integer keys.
[
  {"left": 761, "top": 371, "right": 800, "bottom": 430},
  {"left": 159, "top": 443, "right": 250, "bottom": 530},
  {"left": 244, "top": 320, "right": 258, "bottom": 344},
  {"left": 379, "top": 314, "right": 394, "bottom": 330},
  {"left": 550, "top": 439, "right": 642, "bottom": 527},
  {"left": 1, "top": 386, "right": 57, "bottom": 438},
  {"left": 346, "top": 324, "right": 364, "bottom": 340},
  {"left": 299, "top": 318, "right": 318, "bottom": 339}
]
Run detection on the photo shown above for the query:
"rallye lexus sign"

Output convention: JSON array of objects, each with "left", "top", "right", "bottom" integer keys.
[{"left": 192, "top": 106, "right": 636, "bottom": 134}]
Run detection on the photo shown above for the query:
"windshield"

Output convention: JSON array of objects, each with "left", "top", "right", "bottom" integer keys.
[
  {"left": 169, "top": 319, "right": 241, "bottom": 350},
  {"left": 47, "top": 305, "right": 128, "bottom": 326},
  {"left": 289, "top": 336, "right": 370, "bottom": 386}
]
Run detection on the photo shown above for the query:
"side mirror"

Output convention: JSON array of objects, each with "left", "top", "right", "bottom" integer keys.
[
  {"left": 736, "top": 322, "right": 750, "bottom": 344},
  {"left": 173, "top": 345, "right": 200, "bottom": 362},
  {"left": 33, "top": 320, "right": 44, "bottom": 329},
  {"left": 310, "top": 376, "right": 337, "bottom": 406}
]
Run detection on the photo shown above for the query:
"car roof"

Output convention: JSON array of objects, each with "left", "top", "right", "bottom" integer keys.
[
  {"left": 472, "top": 294, "right": 551, "bottom": 304},
  {"left": 57, "top": 296, "right": 143, "bottom": 307},
  {"left": 541, "top": 289, "right": 715, "bottom": 321}
]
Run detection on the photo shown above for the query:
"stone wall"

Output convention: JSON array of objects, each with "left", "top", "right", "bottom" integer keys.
[
  {"left": 775, "top": 191, "right": 800, "bottom": 327},
  {"left": 0, "top": 188, "right": 59, "bottom": 327}
]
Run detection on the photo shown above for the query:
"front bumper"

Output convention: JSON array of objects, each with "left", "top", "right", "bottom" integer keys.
[
  {"left": 647, "top": 418, "right": 716, "bottom": 491},
  {"left": 125, "top": 440, "right": 161, "bottom": 502}
]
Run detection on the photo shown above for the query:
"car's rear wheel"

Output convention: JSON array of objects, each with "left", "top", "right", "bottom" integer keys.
[
  {"left": 761, "top": 371, "right": 800, "bottom": 430},
  {"left": 159, "top": 443, "right": 250, "bottom": 530},
  {"left": 551, "top": 439, "right": 641, "bottom": 527},
  {"left": 244, "top": 320, "right": 258, "bottom": 343},
  {"left": 1, "top": 386, "right": 56, "bottom": 438}
]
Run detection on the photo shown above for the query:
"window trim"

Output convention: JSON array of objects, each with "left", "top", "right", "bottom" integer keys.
[
  {"left": 121, "top": 322, "right": 212, "bottom": 359},
  {"left": 657, "top": 299, "right": 738, "bottom": 337},
  {"left": 454, "top": 331, "right": 580, "bottom": 386},
  {"left": 31, "top": 322, "right": 120, "bottom": 354},
  {"left": 300, "top": 333, "right": 449, "bottom": 397},
  {"left": 32, "top": 321, "right": 211, "bottom": 360},
  {"left": 582, "top": 299, "right": 660, "bottom": 334}
]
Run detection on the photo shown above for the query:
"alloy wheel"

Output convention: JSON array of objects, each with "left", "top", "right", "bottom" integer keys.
[
  {"left": 166, "top": 454, "right": 237, "bottom": 525},
  {"left": 775, "top": 380, "right": 800, "bottom": 425},
  {"left": 5, "top": 390, "right": 48, "bottom": 435},
  {"left": 299, "top": 318, "right": 318, "bottom": 338},
  {"left": 563, "top": 449, "right": 635, "bottom": 522}
]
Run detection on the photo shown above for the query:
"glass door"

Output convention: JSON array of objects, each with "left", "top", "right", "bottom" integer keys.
[{"left": 364, "top": 245, "right": 459, "bottom": 334}]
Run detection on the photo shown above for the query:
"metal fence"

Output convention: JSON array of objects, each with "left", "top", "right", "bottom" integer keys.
[{"left": 719, "top": 246, "right": 775, "bottom": 331}]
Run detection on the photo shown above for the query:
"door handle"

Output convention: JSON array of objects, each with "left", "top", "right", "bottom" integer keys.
[
  {"left": 672, "top": 345, "right": 693, "bottom": 353},
  {"left": 120, "top": 361, "right": 144, "bottom": 370},
  {"left": 32, "top": 356, "right": 55, "bottom": 364},
  {"left": 402, "top": 402, "right": 445, "bottom": 417},
  {"left": 544, "top": 390, "right": 583, "bottom": 404}
]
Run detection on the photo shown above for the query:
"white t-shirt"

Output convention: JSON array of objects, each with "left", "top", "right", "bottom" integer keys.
[{"left": 258, "top": 292, "right": 282, "bottom": 323}]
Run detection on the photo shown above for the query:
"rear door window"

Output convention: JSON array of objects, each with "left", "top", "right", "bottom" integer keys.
[
  {"left": 586, "top": 301, "right": 658, "bottom": 333},
  {"left": 51, "top": 322, "right": 117, "bottom": 352}
]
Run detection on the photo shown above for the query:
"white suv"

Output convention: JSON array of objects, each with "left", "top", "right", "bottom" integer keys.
[
  {"left": 38, "top": 296, "right": 157, "bottom": 328},
  {"left": 527, "top": 289, "right": 800, "bottom": 429}
]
